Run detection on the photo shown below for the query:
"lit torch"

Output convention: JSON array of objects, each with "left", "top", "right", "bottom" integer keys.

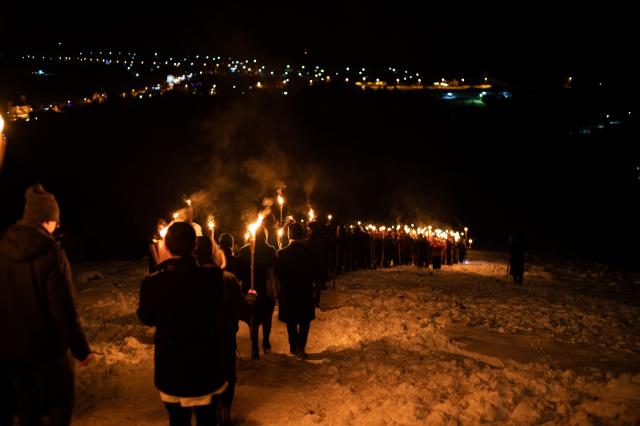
[
  {"left": 207, "top": 215, "right": 215, "bottom": 242},
  {"left": 248, "top": 213, "right": 265, "bottom": 291},
  {"left": 0, "top": 113, "right": 5, "bottom": 171},
  {"left": 277, "top": 227, "right": 284, "bottom": 249},
  {"left": 277, "top": 195, "right": 284, "bottom": 224},
  {"left": 308, "top": 208, "right": 316, "bottom": 221}
]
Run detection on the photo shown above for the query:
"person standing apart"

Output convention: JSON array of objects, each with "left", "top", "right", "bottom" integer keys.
[{"left": 0, "top": 184, "right": 91, "bottom": 426}]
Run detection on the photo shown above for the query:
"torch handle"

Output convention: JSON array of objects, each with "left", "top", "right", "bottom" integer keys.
[{"left": 250, "top": 241, "right": 255, "bottom": 291}]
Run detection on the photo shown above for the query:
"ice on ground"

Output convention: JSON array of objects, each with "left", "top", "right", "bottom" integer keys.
[{"left": 71, "top": 251, "right": 640, "bottom": 425}]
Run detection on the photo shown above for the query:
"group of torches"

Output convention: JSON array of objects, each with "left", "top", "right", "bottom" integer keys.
[{"left": 152, "top": 192, "right": 472, "bottom": 288}]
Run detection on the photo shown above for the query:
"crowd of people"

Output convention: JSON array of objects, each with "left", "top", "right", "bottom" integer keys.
[{"left": 0, "top": 186, "right": 478, "bottom": 426}]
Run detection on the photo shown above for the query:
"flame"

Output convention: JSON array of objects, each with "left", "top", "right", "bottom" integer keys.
[
  {"left": 248, "top": 213, "right": 265, "bottom": 238},
  {"left": 207, "top": 215, "right": 214, "bottom": 230},
  {"left": 172, "top": 212, "right": 179, "bottom": 220},
  {"left": 186, "top": 199, "right": 192, "bottom": 207},
  {"left": 244, "top": 232, "right": 251, "bottom": 242},
  {"left": 308, "top": 209, "right": 316, "bottom": 220},
  {"left": 160, "top": 225, "right": 169, "bottom": 239},
  {"left": 277, "top": 195, "right": 284, "bottom": 206},
  {"left": 327, "top": 214, "right": 333, "bottom": 221},
  {"left": 277, "top": 228, "right": 284, "bottom": 237},
  {"left": 0, "top": 113, "right": 4, "bottom": 133}
]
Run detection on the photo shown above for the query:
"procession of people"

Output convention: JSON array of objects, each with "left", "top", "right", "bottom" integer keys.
[{"left": 1, "top": 187, "right": 484, "bottom": 426}]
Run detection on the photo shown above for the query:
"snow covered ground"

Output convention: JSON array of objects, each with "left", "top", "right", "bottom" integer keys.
[{"left": 71, "top": 251, "right": 640, "bottom": 425}]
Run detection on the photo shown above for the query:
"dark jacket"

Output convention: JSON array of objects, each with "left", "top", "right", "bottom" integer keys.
[
  {"left": 0, "top": 221, "right": 90, "bottom": 362},
  {"left": 276, "top": 241, "right": 316, "bottom": 323},
  {"left": 238, "top": 241, "right": 277, "bottom": 321},
  {"left": 137, "top": 257, "right": 228, "bottom": 397},
  {"left": 220, "top": 270, "right": 252, "bottom": 350}
]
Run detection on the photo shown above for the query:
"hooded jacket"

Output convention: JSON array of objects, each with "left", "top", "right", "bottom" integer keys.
[{"left": 0, "top": 221, "right": 90, "bottom": 362}]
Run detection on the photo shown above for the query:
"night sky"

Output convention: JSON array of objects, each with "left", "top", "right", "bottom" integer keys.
[
  {"left": 1, "top": 4, "right": 635, "bottom": 77},
  {"left": 1, "top": 4, "right": 638, "bottom": 265}
]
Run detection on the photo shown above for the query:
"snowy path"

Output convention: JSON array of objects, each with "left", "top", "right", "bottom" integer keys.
[{"left": 72, "top": 252, "right": 640, "bottom": 425}]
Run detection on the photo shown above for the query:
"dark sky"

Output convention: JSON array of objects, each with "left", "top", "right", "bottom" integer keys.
[{"left": 1, "top": 3, "right": 635, "bottom": 76}]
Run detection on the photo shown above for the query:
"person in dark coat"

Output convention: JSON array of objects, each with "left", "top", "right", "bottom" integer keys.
[
  {"left": 138, "top": 222, "right": 250, "bottom": 426},
  {"left": 457, "top": 238, "right": 467, "bottom": 263},
  {"left": 0, "top": 184, "right": 91, "bottom": 426},
  {"left": 218, "top": 233, "right": 241, "bottom": 279},
  {"left": 306, "top": 220, "right": 328, "bottom": 307},
  {"left": 196, "top": 232, "right": 253, "bottom": 426},
  {"left": 238, "top": 226, "right": 278, "bottom": 359},
  {"left": 509, "top": 233, "right": 526, "bottom": 284},
  {"left": 276, "top": 223, "right": 316, "bottom": 358}
]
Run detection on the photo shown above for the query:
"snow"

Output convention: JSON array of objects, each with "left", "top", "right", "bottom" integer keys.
[{"left": 71, "top": 251, "right": 640, "bottom": 425}]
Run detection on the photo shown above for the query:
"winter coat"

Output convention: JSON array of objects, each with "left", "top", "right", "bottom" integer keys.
[
  {"left": 238, "top": 241, "right": 277, "bottom": 321},
  {"left": 306, "top": 232, "right": 329, "bottom": 284},
  {"left": 276, "top": 241, "right": 316, "bottom": 323},
  {"left": 0, "top": 221, "right": 90, "bottom": 362},
  {"left": 219, "top": 270, "right": 253, "bottom": 350},
  {"left": 137, "top": 257, "right": 228, "bottom": 397}
]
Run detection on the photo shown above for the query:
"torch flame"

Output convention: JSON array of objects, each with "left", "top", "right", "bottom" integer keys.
[
  {"left": 277, "top": 228, "right": 284, "bottom": 237},
  {"left": 248, "top": 213, "right": 265, "bottom": 238},
  {"left": 172, "top": 212, "right": 179, "bottom": 220},
  {"left": 327, "top": 214, "right": 333, "bottom": 221},
  {"left": 0, "top": 113, "right": 4, "bottom": 133},
  {"left": 186, "top": 199, "right": 192, "bottom": 207},
  {"left": 308, "top": 209, "right": 316, "bottom": 220},
  {"left": 160, "top": 225, "right": 169, "bottom": 239},
  {"left": 277, "top": 195, "right": 284, "bottom": 206},
  {"left": 207, "top": 215, "right": 214, "bottom": 231},
  {"left": 244, "top": 232, "right": 250, "bottom": 242}
]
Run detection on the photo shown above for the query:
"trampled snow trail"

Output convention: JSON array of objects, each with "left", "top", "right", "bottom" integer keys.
[{"left": 72, "top": 252, "right": 640, "bottom": 425}]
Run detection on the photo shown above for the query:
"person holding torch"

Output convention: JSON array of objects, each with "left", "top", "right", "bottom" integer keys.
[{"left": 238, "top": 220, "right": 277, "bottom": 360}]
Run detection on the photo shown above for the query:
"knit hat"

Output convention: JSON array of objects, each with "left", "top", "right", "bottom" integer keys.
[{"left": 23, "top": 184, "right": 60, "bottom": 224}]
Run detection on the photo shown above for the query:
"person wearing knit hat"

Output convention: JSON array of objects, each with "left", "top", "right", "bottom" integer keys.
[
  {"left": 23, "top": 184, "right": 61, "bottom": 225},
  {"left": 0, "top": 184, "right": 90, "bottom": 426}
]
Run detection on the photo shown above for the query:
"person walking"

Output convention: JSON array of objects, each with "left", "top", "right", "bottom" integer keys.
[
  {"left": 238, "top": 226, "right": 278, "bottom": 359},
  {"left": 138, "top": 222, "right": 238, "bottom": 426},
  {"left": 276, "top": 223, "right": 316, "bottom": 358}
]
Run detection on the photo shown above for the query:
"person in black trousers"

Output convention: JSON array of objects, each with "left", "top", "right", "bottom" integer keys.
[{"left": 276, "top": 223, "right": 317, "bottom": 358}]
